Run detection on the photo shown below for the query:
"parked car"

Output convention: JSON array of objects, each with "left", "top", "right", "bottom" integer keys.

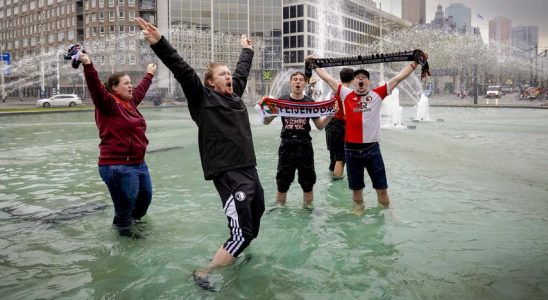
[
  {"left": 485, "top": 85, "right": 502, "bottom": 98},
  {"left": 144, "top": 90, "right": 162, "bottom": 106},
  {"left": 501, "top": 86, "right": 514, "bottom": 94},
  {"left": 520, "top": 87, "right": 545, "bottom": 100},
  {"left": 36, "top": 94, "right": 82, "bottom": 108}
]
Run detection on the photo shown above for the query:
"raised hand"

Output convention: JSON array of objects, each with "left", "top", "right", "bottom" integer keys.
[
  {"left": 240, "top": 34, "right": 252, "bottom": 49},
  {"left": 80, "top": 52, "right": 91, "bottom": 65},
  {"left": 256, "top": 96, "right": 268, "bottom": 106},
  {"left": 135, "top": 18, "right": 161, "bottom": 45},
  {"left": 147, "top": 63, "right": 157, "bottom": 75}
]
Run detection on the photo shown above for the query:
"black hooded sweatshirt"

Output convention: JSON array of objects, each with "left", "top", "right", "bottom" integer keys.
[{"left": 151, "top": 36, "right": 256, "bottom": 180}]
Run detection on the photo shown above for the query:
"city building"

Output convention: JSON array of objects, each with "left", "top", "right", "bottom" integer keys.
[
  {"left": 0, "top": 0, "right": 158, "bottom": 98},
  {"left": 281, "top": 0, "right": 411, "bottom": 69},
  {"left": 489, "top": 16, "right": 511, "bottom": 46},
  {"left": 156, "top": 0, "right": 283, "bottom": 99},
  {"left": 401, "top": 0, "right": 425, "bottom": 25},
  {"left": 426, "top": 4, "right": 456, "bottom": 32},
  {"left": 159, "top": 0, "right": 410, "bottom": 98},
  {"left": 445, "top": 3, "right": 471, "bottom": 35},
  {"left": 511, "top": 25, "right": 538, "bottom": 55},
  {"left": 1, "top": 0, "right": 411, "bottom": 100}
]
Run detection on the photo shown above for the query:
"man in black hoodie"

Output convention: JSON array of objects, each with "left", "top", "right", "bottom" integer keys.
[{"left": 136, "top": 18, "right": 265, "bottom": 290}]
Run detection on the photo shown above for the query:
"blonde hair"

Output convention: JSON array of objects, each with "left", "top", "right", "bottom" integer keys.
[{"left": 203, "top": 62, "right": 226, "bottom": 87}]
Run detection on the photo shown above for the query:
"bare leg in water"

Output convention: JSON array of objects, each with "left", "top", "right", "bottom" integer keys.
[
  {"left": 352, "top": 189, "right": 365, "bottom": 216},
  {"left": 276, "top": 192, "right": 287, "bottom": 206},
  {"left": 332, "top": 161, "right": 345, "bottom": 180},
  {"left": 193, "top": 247, "right": 235, "bottom": 290},
  {"left": 303, "top": 191, "right": 313, "bottom": 208}
]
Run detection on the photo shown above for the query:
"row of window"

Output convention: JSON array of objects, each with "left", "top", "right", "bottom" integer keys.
[
  {"left": 85, "top": 10, "right": 136, "bottom": 23},
  {"left": 282, "top": 16, "right": 380, "bottom": 37},
  {"left": 1, "top": 17, "right": 75, "bottom": 40},
  {"left": 7, "top": 31, "right": 76, "bottom": 49},
  {"left": 283, "top": 33, "right": 377, "bottom": 50},
  {"left": 282, "top": 5, "right": 304, "bottom": 19},
  {"left": 0, "top": 0, "right": 65, "bottom": 6},
  {"left": 86, "top": 0, "right": 136, "bottom": 9},
  {"left": 6, "top": 26, "right": 140, "bottom": 50},
  {"left": 86, "top": 25, "right": 137, "bottom": 37},
  {"left": 283, "top": 20, "right": 304, "bottom": 34},
  {"left": 93, "top": 54, "right": 139, "bottom": 65},
  {"left": 0, "top": 3, "right": 74, "bottom": 19},
  {"left": 283, "top": 50, "right": 304, "bottom": 64}
]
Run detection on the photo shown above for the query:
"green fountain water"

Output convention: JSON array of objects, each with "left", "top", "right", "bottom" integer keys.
[{"left": 1, "top": 107, "right": 547, "bottom": 299}]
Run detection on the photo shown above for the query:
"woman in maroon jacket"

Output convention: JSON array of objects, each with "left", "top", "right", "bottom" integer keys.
[{"left": 80, "top": 52, "right": 157, "bottom": 237}]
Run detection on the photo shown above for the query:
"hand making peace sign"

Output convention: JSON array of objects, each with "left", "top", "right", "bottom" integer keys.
[{"left": 135, "top": 18, "right": 162, "bottom": 45}]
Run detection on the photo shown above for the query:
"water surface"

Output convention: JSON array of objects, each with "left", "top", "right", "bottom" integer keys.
[{"left": 1, "top": 107, "right": 547, "bottom": 299}]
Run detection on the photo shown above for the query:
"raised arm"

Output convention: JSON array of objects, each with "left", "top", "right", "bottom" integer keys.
[
  {"left": 386, "top": 61, "right": 418, "bottom": 92},
  {"left": 131, "top": 63, "right": 156, "bottom": 106},
  {"left": 136, "top": 18, "right": 204, "bottom": 118},
  {"left": 232, "top": 35, "right": 254, "bottom": 97},
  {"left": 387, "top": 50, "right": 428, "bottom": 91},
  {"left": 306, "top": 56, "right": 339, "bottom": 92},
  {"left": 80, "top": 53, "right": 116, "bottom": 112}
]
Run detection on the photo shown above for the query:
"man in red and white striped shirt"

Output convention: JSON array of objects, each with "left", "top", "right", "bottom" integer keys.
[{"left": 311, "top": 54, "right": 426, "bottom": 215}]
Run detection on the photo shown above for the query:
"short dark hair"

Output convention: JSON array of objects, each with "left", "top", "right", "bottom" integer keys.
[
  {"left": 290, "top": 71, "right": 306, "bottom": 81},
  {"left": 353, "top": 69, "right": 370, "bottom": 79},
  {"left": 339, "top": 68, "right": 354, "bottom": 83}
]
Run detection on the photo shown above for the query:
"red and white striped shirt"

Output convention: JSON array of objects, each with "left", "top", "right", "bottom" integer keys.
[{"left": 337, "top": 83, "right": 389, "bottom": 144}]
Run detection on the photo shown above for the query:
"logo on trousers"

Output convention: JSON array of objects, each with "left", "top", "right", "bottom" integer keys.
[{"left": 235, "top": 191, "right": 247, "bottom": 201}]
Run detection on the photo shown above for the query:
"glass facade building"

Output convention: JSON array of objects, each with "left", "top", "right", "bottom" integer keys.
[
  {"left": 163, "top": 0, "right": 283, "bottom": 98},
  {"left": 282, "top": 0, "right": 410, "bottom": 68}
]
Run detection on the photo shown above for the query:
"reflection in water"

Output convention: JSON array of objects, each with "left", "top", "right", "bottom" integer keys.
[{"left": 0, "top": 107, "right": 547, "bottom": 299}]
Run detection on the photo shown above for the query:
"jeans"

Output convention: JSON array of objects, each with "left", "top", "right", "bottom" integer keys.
[
  {"left": 345, "top": 143, "right": 387, "bottom": 190},
  {"left": 99, "top": 162, "right": 152, "bottom": 230}
]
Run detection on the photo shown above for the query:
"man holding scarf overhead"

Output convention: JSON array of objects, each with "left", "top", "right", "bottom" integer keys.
[
  {"left": 259, "top": 71, "right": 333, "bottom": 208},
  {"left": 309, "top": 50, "right": 428, "bottom": 215}
]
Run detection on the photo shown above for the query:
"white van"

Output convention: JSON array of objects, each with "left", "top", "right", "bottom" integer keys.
[{"left": 486, "top": 86, "right": 502, "bottom": 98}]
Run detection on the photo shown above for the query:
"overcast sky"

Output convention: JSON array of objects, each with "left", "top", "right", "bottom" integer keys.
[{"left": 373, "top": 0, "right": 548, "bottom": 51}]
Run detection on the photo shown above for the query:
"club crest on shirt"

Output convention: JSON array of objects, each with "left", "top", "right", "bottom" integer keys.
[
  {"left": 353, "top": 94, "right": 373, "bottom": 112},
  {"left": 235, "top": 191, "right": 247, "bottom": 201}
]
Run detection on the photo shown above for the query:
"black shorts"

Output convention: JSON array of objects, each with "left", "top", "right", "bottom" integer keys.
[
  {"left": 276, "top": 139, "right": 316, "bottom": 193},
  {"left": 213, "top": 167, "right": 265, "bottom": 257},
  {"left": 325, "top": 119, "right": 346, "bottom": 163}
]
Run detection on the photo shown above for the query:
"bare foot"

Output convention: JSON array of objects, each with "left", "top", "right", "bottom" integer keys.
[
  {"left": 378, "top": 200, "right": 390, "bottom": 208},
  {"left": 192, "top": 269, "right": 216, "bottom": 292},
  {"left": 302, "top": 201, "right": 314, "bottom": 211},
  {"left": 332, "top": 175, "right": 344, "bottom": 181},
  {"left": 352, "top": 203, "right": 365, "bottom": 216}
]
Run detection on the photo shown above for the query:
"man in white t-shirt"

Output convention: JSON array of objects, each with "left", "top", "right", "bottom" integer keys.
[{"left": 310, "top": 53, "right": 426, "bottom": 215}]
